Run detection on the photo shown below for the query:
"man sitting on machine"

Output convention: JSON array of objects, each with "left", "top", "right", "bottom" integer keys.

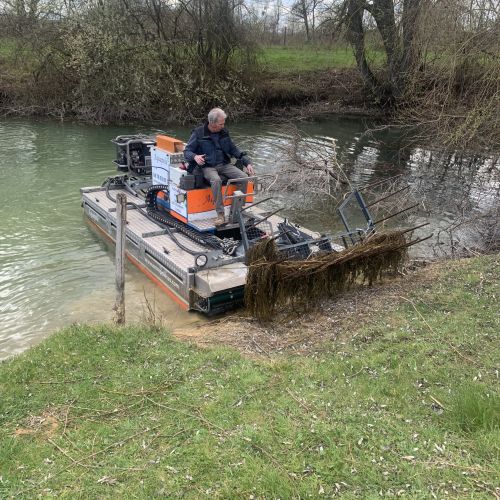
[{"left": 184, "top": 107, "right": 255, "bottom": 226}]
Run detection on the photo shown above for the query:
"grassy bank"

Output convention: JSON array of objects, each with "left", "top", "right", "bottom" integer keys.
[
  {"left": 0, "top": 255, "right": 498, "bottom": 497},
  {"left": 252, "top": 47, "right": 372, "bottom": 113}
]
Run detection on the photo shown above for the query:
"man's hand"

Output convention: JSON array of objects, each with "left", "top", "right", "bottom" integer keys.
[
  {"left": 194, "top": 154, "right": 206, "bottom": 166},
  {"left": 245, "top": 164, "right": 255, "bottom": 176}
]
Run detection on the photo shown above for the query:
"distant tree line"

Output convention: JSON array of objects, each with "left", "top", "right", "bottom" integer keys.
[
  {"left": 0, "top": 0, "right": 498, "bottom": 149},
  {"left": 248, "top": 0, "right": 499, "bottom": 150}
]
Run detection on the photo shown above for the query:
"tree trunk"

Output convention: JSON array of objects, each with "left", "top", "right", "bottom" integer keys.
[
  {"left": 301, "top": 0, "right": 311, "bottom": 42},
  {"left": 395, "top": 0, "right": 422, "bottom": 96},
  {"left": 345, "top": 0, "right": 423, "bottom": 103},
  {"left": 346, "top": 0, "right": 381, "bottom": 96}
]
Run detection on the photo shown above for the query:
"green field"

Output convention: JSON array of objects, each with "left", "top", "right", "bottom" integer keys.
[
  {"left": 0, "top": 38, "right": 17, "bottom": 58},
  {"left": 0, "top": 255, "right": 498, "bottom": 497},
  {"left": 258, "top": 45, "right": 386, "bottom": 73}
]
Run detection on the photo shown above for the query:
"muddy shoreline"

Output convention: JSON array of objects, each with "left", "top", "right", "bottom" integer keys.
[{"left": 172, "top": 260, "right": 439, "bottom": 358}]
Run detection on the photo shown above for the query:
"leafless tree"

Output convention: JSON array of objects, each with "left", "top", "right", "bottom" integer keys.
[
  {"left": 340, "top": 0, "right": 424, "bottom": 103},
  {"left": 289, "top": 0, "right": 326, "bottom": 42}
]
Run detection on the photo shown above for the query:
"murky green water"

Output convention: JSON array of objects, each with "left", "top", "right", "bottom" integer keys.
[{"left": 0, "top": 117, "right": 497, "bottom": 359}]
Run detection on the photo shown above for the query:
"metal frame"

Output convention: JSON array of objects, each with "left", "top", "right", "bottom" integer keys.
[
  {"left": 337, "top": 190, "right": 374, "bottom": 245},
  {"left": 111, "top": 135, "right": 154, "bottom": 175},
  {"left": 222, "top": 176, "right": 258, "bottom": 201}
]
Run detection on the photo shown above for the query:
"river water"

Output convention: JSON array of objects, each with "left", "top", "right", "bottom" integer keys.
[{"left": 0, "top": 117, "right": 497, "bottom": 360}]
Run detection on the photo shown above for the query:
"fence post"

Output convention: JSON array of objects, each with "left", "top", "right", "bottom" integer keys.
[{"left": 114, "top": 193, "right": 126, "bottom": 325}]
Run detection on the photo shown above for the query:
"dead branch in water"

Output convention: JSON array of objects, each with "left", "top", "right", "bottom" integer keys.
[
  {"left": 260, "top": 125, "right": 425, "bottom": 230},
  {"left": 261, "top": 124, "right": 351, "bottom": 204}
]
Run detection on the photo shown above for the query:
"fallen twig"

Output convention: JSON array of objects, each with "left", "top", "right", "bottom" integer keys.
[
  {"left": 286, "top": 388, "right": 313, "bottom": 412},
  {"left": 430, "top": 395, "right": 446, "bottom": 410},
  {"left": 31, "top": 376, "right": 108, "bottom": 385},
  {"left": 144, "top": 396, "right": 226, "bottom": 433}
]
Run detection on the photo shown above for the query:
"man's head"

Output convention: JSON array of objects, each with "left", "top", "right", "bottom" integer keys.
[{"left": 207, "top": 108, "right": 227, "bottom": 133}]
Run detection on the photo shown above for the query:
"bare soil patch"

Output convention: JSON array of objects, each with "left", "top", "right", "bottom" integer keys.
[
  {"left": 254, "top": 68, "right": 378, "bottom": 119},
  {"left": 14, "top": 408, "right": 62, "bottom": 438},
  {"left": 173, "top": 259, "right": 451, "bottom": 357}
]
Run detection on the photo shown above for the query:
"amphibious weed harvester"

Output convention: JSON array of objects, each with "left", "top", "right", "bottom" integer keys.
[{"left": 81, "top": 134, "right": 425, "bottom": 316}]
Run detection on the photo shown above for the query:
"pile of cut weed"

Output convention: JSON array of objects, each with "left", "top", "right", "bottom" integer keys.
[{"left": 245, "top": 231, "right": 408, "bottom": 320}]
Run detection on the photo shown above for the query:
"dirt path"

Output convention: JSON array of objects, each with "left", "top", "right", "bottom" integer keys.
[{"left": 173, "top": 260, "right": 443, "bottom": 357}]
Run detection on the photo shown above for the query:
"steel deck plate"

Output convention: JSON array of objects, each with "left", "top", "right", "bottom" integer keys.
[
  {"left": 188, "top": 218, "right": 217, "bottom": 232},
  {"left": 145, "top": 234, "right": 204, "bottom": 271},
  {"left": 125, "top": 210, "right": 166, "bottom": 237},
  {"left": 82, "top": 189, "right": 146, "bottom": 213}
]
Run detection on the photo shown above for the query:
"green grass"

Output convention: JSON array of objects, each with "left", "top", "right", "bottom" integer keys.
[
  {"left": 258, "top": 45, "right": 386, "bottom": 74},
  {"left": 449, "top": 383, "right": 500, "bottom": 433},
  {"left": 0, "top": 255, "right": 498, "bottom": 497}
]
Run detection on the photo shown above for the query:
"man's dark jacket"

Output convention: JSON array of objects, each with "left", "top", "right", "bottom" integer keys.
[{"left": 183, "top": 123, "right": 250, "bottom": 173}]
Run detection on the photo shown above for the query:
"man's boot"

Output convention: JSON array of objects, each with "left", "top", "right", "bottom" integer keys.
[{"left": 214, "top": 213, "right": 225, "bottom": 226}]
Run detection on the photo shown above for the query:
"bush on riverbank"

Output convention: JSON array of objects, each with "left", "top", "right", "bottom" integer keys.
[
  {"left": 0, "top": 2, "right": 257, "bottom": 124},
  {"left": 1, "top": 255, "right": 498, "bottom": 497}
]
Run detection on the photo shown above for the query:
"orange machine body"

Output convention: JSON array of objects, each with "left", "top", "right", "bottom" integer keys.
[
  {"left": 152, "top": 134, "right": 254, "bottom": 225},
  {"left": 169, "top": 183, "right": 254, "bottom": 223},
  {"left": 156, "top": 134, "right": 185, "bottom": 153}
]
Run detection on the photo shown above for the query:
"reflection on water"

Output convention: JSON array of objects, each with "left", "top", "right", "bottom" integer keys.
[
  {"left": 0, "top": 117, "right": 497, "bottom": 360},
  {"left": 241, "top": 119, "right": 498, "bottom": 257}
]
